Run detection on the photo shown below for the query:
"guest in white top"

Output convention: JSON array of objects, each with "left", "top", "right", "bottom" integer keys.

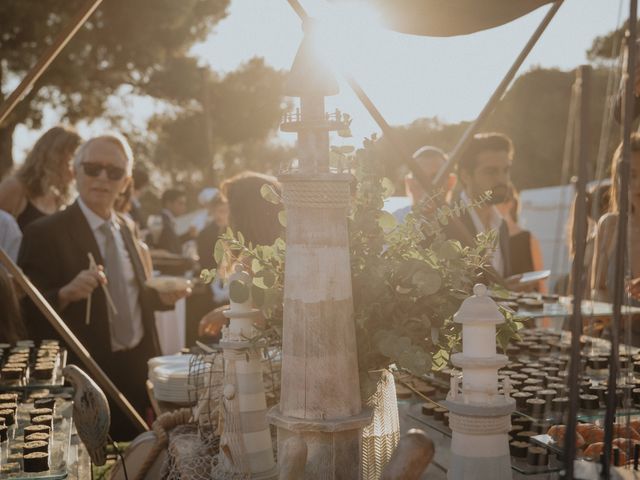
[{"left": 0, "top": 210, "right": 22, "bottom": 262}]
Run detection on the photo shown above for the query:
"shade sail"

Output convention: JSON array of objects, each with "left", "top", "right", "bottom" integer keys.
[{"left": 333, "top": 0, "right": 556, "bottom": 37}]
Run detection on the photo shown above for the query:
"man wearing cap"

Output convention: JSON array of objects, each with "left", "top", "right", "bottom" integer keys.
[{"left": 393, "top": 145, "right": 457, "bottom": 223}]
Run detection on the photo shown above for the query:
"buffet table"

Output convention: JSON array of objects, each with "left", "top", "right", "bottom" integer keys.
[{"left": 397, "top": 329, "right": 640, "bottom": 479}]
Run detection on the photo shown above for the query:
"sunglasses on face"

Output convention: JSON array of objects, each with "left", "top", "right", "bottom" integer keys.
[{"left": 81, "top": 162, "right": 126, "bottom": 181}]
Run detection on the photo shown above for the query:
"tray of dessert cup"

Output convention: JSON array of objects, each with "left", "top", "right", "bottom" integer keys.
[
  {"left": 406, "top": 403, "right": 563, "bottom": 475},
  {"left": 0, "top": 342, "right": 67, "bottom": 392},
  {"left": 0, "top": 393, "right": 73, "bottom": 479}
]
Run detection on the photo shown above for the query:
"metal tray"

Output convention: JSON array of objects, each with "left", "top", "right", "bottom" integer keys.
[
  {"left": 407, "top": 403, "right": 563, "bottom": 475},
  {"left": 0, "top": 398, "right": 73, "bottom": 479},
  {"left": 0, "top": 351, "right": 67, "bottom": 392}
]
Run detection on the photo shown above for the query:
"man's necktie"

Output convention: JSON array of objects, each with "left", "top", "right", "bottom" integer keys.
[{"left": 100, "top": 221, "right": 135, "bottom": 349}]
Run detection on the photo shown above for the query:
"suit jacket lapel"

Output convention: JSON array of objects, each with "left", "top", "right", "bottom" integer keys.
[
  {"left": 116, "top": 216, "right": 147, "bottom": 288},
  {"left": 116, "top": 215, "right": 162, "bottom": 355},
  {"left": 66, "top": 201, "right": 104, "bottom": 266}
]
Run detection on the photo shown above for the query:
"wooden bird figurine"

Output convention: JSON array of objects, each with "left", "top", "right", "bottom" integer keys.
[{"left": 63, "top": 364, "right": 111, "bottom": 465}]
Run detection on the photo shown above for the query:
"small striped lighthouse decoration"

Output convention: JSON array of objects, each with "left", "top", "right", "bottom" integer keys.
[{"left": 218, "top": 265, "right": 277, "bottom": 479}]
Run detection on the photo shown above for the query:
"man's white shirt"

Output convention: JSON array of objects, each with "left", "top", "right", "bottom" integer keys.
[{"left": 78, "top": 198, "right": 144, "bottom": 351}]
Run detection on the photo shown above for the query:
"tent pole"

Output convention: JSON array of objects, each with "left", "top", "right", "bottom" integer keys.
[
  {"left": 0, "top": 248, "right": 149, "bottom": 434},
  {"left": 432, "top": 0, "right": 563, "bottom": 186},
  {"left": 0, "top": 0, "right": 104, "bottom": 127},
  {"left": 603, "top": 2, "right": 638, "bottom": 477},
  {"left": 563, "top": 65, "right": 591, "bottom": 480}
]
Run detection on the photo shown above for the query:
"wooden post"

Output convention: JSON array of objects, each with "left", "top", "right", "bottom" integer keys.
[
  {"left": 0, "top": 248, "right": 148, "bottom": 433},
  {"left": 0, "top": 0, "right": 104, "bottom": 127}
]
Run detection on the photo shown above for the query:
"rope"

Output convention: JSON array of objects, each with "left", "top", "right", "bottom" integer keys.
[
  {"left": 282, "top": 181, "right": 350, "bottom": 208},
  {"left": 134, "top": 408, "right": 193, "bottom": 480}
]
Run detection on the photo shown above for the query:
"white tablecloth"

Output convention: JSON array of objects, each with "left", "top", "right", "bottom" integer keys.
[{"left": 155, "top": 297, "right": 186, "bottom": 355}]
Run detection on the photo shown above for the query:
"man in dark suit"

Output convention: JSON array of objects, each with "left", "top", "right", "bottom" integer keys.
[
  {"left": 447, "top": 132, "right": 514, "bottom": 279},
  {"left": 19, "top": 133, "right": 190, "bottom": 439},
  {"left": 156, "top": 189, "right": 195, "bottom": 254}
]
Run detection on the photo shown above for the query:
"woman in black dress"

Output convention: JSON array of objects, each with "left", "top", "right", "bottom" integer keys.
[
  {"left": 0, "top": 125, "right": 81, "bottom": 231},
  {"left": 496, "top": 184, "right": 546, "bottom": 292}
]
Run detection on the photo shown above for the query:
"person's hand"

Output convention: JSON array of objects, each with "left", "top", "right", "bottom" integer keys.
[
  {"left": 198, "top": 306, "right": 229, "bottom": 338},
  {"left": 188, "top": 225, "right": 198, "bottom": 238},
  {"left": 58, "top": 267, "right": 106, "bottom": 309},
  {"left": 628, "top": 277, "right": 640, "bottom": 300},
  {"left": 158, "top": 286, "right": 192, "bottom": 306}
]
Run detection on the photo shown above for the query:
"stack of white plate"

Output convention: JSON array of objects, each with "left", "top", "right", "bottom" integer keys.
[{"left": 148, "top": 355, "right": 204, "bottom": 404}]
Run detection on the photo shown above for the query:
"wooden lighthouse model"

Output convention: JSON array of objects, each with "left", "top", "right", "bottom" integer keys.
[
  {"left": 267, "top": 20, "right": 370, "bottom": 479},
  {"left": 445, "top": 284, "right": 515, "bottom": 480}
]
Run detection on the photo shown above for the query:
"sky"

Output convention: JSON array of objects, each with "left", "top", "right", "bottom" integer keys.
[{"left": 13, "top": 0, "right": 625, "bottom": 163}]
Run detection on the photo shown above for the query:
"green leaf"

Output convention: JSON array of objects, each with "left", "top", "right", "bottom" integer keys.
[
  {"left": 412, "top": 271, "right": 442, "bottom": 296},
  {"left": 229, "top": 280, "right": 250, "bottom": 304},
  {"left": 251, "top": 258, "right": 264, "bottom": 274},
  {"left": 260, "top": 246, "right": 274, "bottom": 260},
  {"left": 251, "top": 284, "right": 265, "bottom": 307},
  {"left": 237, "top": 231, "right": 245, "bottom": 246},
  {"left": 260, "top": 183, "right": 281, "bottom": 205},
  {"left": 213, "top": 239, "right": 225, "bottom": 265},
  {"left": 278, "top": 210, "right": 287, "bottom": 227},
  {"left": 200, "top": 268, "right": 215, "bottom": 284},
  {"left": 253, "top": 276, "right": 267, "bottom": 289},
  {"left": 262, "top": 270, "right": 276, "bottom": 288},
  {"left": 377, "top": 211, "right": 397, "bottom": 232},
  {"left": 380, "top": 177, "right": 395, "bottom": 198},
  {"left": 436, "top": 240, "right": 462, "bottom": 261},
  {"left": 377, "top": 335, "right": 396, "bottom": 358}
]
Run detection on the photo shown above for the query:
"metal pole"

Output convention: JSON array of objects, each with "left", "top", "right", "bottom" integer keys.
[
  {"left": 0, "top": 248, "right": 149, "bottom": 433},
  {"left": 563, "top": 65, "right": 590, "bottom": 480},
  {"left": 432, "top": 0, "right": 563, "bottom": 187},
  {"left": 603, "top": 2, "right": 638, "bottom": 476},
  {"left": 0, "top": 0, "right": 104, "bottom": 127}
]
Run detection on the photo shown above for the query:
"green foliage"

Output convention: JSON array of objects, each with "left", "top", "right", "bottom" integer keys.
[
  {"left": 349, "top": 139, "right": 512, "bottom": 378},
  {"left": 587, "top": 20, "right": 636, "bottom": 61},
  {"left": 148, "top": 57, "right": 291, "bottom": 180},
  {"left": 0, "top": 0, "right": 229, "bottom": 174},
  {"left": 200, "top": 227, "right": 285, "bottom": 333},
  {"left": 201, "top": 138, "right": 523, "bottom": 380}
]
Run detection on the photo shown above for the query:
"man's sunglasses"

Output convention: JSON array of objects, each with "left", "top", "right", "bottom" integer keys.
[{"left": 81, "top": 162, "right": 126, "bottom": 181}]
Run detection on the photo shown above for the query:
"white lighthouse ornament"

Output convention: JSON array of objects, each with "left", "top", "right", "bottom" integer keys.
[
  {"left": 445, "top": 284, "right": 515, "bottom": 480},
  {"left": 218, "top": 265, "right": 277, "bottom": 479}
]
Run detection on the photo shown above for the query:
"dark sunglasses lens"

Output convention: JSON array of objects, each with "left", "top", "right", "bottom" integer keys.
[
  {"left": 106, "top": 166, "right": 125, "bottom": 181},
  {"left": 82, "top": 163, "right": 103, "bottom": 177},
  {"left": 82, "top": 163, "right": 125, "bottom": 180}
]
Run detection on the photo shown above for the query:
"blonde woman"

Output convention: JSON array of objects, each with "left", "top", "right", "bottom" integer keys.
[
  {"left": 591, "top": 134, "right": 640, "bottom": 303},
  {"left": 0, "top": 125, "right": 81, "bottom": 230},
  {"left": 591, "top": 134, "right": 640, "bottom": 344}
]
